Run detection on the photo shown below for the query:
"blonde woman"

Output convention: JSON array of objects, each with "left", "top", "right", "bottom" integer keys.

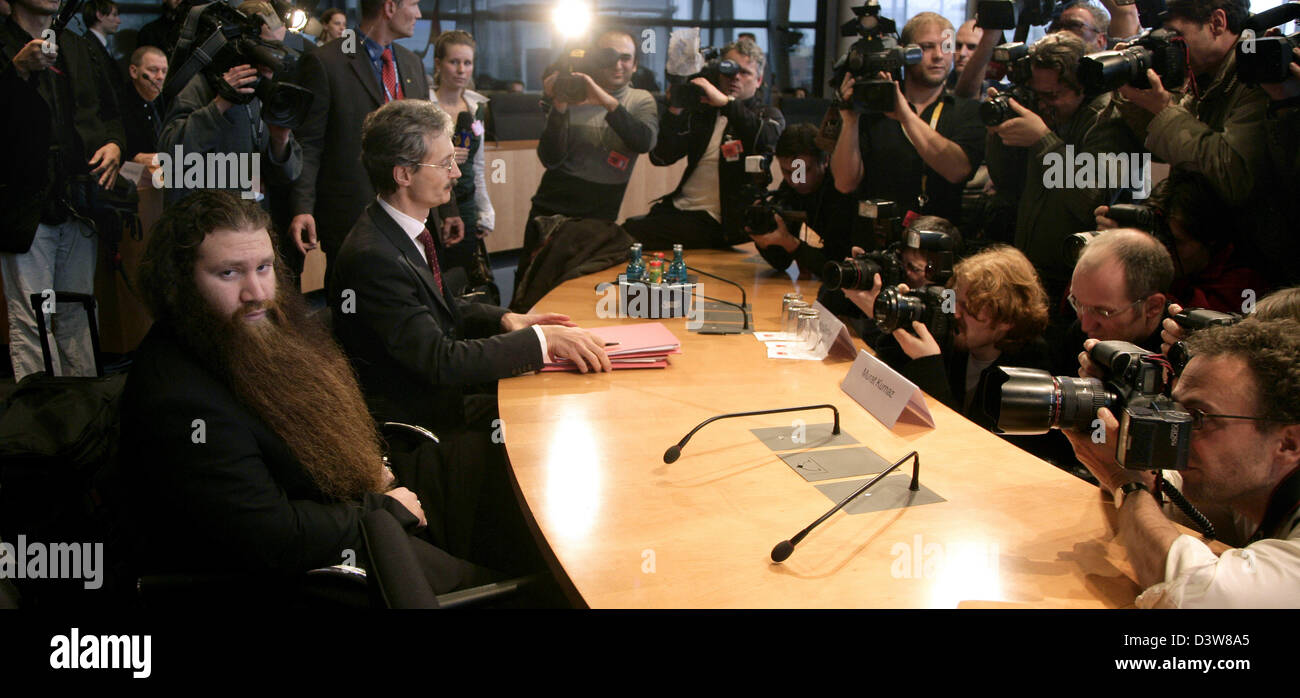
[{"left": 430, "top": 30, "right": 495, "bottom": 274}]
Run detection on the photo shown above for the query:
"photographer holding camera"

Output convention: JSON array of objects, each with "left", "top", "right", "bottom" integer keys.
[
  {"left": 985, "top": 32, "right": 1141, "bottom": 312},
  {"left": 1055, "top": 228, "right": 1172, "bottom": 375},
  {"left": 746, "top": 124, "right": 857, "bottom": 281},
  {"left": 1094, "top": 170, "right": 1267, "bottom": 312},
  {"left": 1062, "top": 318, "right": 1300, "bottom": 607},
  {"left": 2, "top": 0, "right": 124, "bottom": 381},
  {"left": 529, "top": 29, "right": 658, "bottom": 225},
  {"left": 871, "top": 246, "right": 1053, "bottom": 429},
  {"left": 622, "top": 37, "right": 784, "bottom": 250},
  {"left": 158, "top": 0, "right": 303, "bottom": 205},
  {"left": 831, "top": 12, "right": 985, "bottom": 228}
]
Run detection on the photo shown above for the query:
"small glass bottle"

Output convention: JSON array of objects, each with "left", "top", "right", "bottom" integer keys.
[
  {"left": 667, "top": 244, "right": 687, "bottom": 284},
  {"left": 626, "top": 243, "right": 645, "bottom": 283},
  {"left": 647, "top": 259, "right": 663, "bottom": 284}
]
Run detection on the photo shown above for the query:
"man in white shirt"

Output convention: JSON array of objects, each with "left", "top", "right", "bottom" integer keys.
[{"left": 1064, "top": 318, "right": 1300, "bottom": 607}]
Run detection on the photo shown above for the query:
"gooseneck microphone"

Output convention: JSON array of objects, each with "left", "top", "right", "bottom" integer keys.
[
  {"left": 686, "top": 265, "right": 750, "bottom": 330},
  {"left": 771, "top": 451, "right": 921, "bottom": 563},
  {"left": 663, "top": 404, "right": 840, "bottom": 464}
]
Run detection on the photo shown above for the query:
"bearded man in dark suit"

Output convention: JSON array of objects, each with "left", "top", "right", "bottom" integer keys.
[{"left": 121, "top": 190, "right": 492, "bottom": 593}]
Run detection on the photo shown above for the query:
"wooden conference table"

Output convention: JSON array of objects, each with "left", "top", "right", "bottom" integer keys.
[{"left": 498, "top": 246, "right": 1151, "bottom": 608}]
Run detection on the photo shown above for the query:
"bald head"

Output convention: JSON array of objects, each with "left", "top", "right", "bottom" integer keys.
[
  {"left": 1071, "top": 229, "right": 1172, "bottom": 342},
  {"left": 1076, "top": 228, "right": 1173, "bottom": 301}
]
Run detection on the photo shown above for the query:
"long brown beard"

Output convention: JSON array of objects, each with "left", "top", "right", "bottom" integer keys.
[{"left": 172, "top": 287, "right": 385, "bottom": 501}]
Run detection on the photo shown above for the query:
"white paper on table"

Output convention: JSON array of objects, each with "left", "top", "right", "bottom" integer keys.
[
  {"left": 839, "top": 349, "right": 935, "bottom": 429},
  {"left": 766, "top": 342, "right": 821, "bottom": 360},
  {"left": 754, "top": 331, "right": 798, "bottom": 342}
]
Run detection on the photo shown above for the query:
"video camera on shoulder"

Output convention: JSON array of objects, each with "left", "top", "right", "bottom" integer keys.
[
  {"left": 830, "top": 1, "right": 922, "bottom": 114},
  {"left": 554, "top": 45, "right": 624, "bottom": 103},
  {"left": 1077, "top": 28, "right": 1188, "bottom": 92},
  {"left": 743, "top": 153, "right": 809, "bottom": 235},
  {"left": 165, "top": 0, "right": 313, "bottom": 129},
  {"left": 1166, "top": 308, "right": 1244, "bottom": 373},
  {"left": 979, "top": 341, "right": 1192, "bottom": 469},
  {"left": 1235, "top": 3, "right": 1300, "bottom": 85}
]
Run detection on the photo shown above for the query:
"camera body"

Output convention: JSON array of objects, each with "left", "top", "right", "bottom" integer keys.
[
  {"left": 874, "top": 285, "right": 953, "bottom": 344},
  {"left": 976, "top": 0, "right": 1058, "bottom": 29},
  {"left": 981, "top": 85, "right": 1039, "bottom": 126},
  {"left": 167, "top": 0, "right": 313, "bottom": 129},
  {"left": 1166, "top": 308, "right": 1244, "bottom": 373},
  {"left": 832, "top": 2, "right": 922, "bottom": 113},
  {"left": 979, "top": 341, "right": 1192, "bottom": 469},
  {"left": 850, "top": 198, "right": 903, "bottom": 250},
  {"left": 743, "top": 153, "right": 809, "bottom": 235},
  {"left": 668, "top": 47, "right": 740, "bottom": 111},
  {"left": 981, "top": 43, "right": 1036, "bottom": 126},
  {"left": 1077, "top": 28, "right": 1188, "bottom": 92},
  {"left": 555, "top": 46, "right": 624, "bottom": 103}
]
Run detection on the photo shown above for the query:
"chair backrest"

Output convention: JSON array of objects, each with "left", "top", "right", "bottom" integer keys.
[{"left": 485, "top": 93, "right": 546, "bottom": 141}]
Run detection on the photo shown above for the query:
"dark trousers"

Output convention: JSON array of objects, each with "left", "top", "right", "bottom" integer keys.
[{"left": 622, "top": 200, "right": 725, "bottom": 250}]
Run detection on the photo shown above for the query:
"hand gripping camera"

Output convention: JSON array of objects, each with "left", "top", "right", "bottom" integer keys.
[
  {"left": 1077, "top": 28, "right": 1188, "bottom": 92},
  {"left": 830, "top": 0, "right": 923, "bottom": 114},
  {"left": 978, "top": 341, "right": 1193, "bottom": 470},
  {"left": 742, "top": 152, "right": 808, "bottom": 235}
]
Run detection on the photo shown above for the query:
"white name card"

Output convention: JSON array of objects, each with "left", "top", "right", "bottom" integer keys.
[{"left": 839, "top": 349, "right": 935, "bottom": 429}]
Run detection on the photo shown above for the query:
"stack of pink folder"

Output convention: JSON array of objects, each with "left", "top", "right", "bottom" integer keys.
[{"left": 542, "top": 322, "right": 682, "bottom": 372}]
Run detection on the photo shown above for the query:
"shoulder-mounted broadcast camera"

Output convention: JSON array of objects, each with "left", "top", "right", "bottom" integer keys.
[
  {"left": 1077, "top": 28, "right": 1188, "bottom": 92},
  {"left": 979, "top": 341, "right": 1191, "bottom": 470},
  {"left": 830, "top": 1, "right": 922, "bottom": 114},
  {"left": 164, "top": 0, "right": 314, "bottom": 129}
]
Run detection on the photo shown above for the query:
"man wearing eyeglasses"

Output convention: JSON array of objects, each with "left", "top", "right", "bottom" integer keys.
[
  {"left": 983, "top": 32, "right": 1141, "bottom": 314},
  {"left": 1053, "top": 228, "right": 1172, "bottom": 376},
  {"left": 332, "top": 99, "right": 611, "bottom": 437},
  {"left": 1049, "top": 1, "right": 1113, "bottom": 53},
  {"left": 1063, "top": 318, "right": 1300, "bottom": 608}
]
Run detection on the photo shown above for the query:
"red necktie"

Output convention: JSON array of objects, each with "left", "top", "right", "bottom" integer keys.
[
  {"left": 381, "top": 47, "right": 403, "bottom": 102},
  {"left": 415, "top": 228, "right": 444, "bottom": 293}
]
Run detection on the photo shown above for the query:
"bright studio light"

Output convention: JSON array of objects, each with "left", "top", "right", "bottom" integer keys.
[
  {"left": 288, "top": 9, "right": 308, "bottom": 32},
  {"left": 551, "top": 0, "right": 592, "bottom": 39}
]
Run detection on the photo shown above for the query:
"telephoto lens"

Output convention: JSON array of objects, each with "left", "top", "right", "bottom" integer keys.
[
  {"left": 873, "top": 286, "right": 952, "bottom": 340},
  {"left": 821, "top": 251, "right": 903, "bottom": 292},
  {"left": 1105, "top": 203, "right": 1159, "bottom": 231},
  {"left": 1063, "top": 230, "right": 1103, "bottom": 265},
  {"left": 977, "top": 367, "right": 1118, "bottom": 434}
]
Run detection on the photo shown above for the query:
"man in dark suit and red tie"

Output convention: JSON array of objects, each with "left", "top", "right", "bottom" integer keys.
[
  {"left": 330, "top": 99, "right": 611, "bottom": 435},
  {"left": 288, "top": 0, "right": 453, "bottom": 277},
  {"left": 331, "top": 100, "right": 608, "bottom": 574}
]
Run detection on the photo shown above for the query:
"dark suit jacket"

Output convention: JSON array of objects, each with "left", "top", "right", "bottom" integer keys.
[
  {"left": 119, "top": 321, "right": 421, "bottom": 577},
  {"left": 331, "top": 202, "right": 544, "bottom": 430},
  {"left": 650, "top": 96, "right": 784, "bottom": 244},
  {"left": 292, "top": 38, "right": 455, "bottom": 260}
]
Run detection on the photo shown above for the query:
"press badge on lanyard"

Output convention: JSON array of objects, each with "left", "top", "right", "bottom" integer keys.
[
  {"left": 721, "top": 137, "right": 743, "bottom": 162},
  {"left": 914, "top": 101, "right": 944, "bottom": 210},
  {"left": 607, "top": 150, "right": 630, "bottom": 171}
]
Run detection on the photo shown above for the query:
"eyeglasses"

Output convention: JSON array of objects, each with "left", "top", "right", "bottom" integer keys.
[
  {"left": 1068, "top": 294, "right": 1146, "bottom": 319},
  {"left": 411, "top": 156, "right": 456, "bottom": 173},
  {"left": 1052, "top": 18, "right": 1101, "bottom": 35},
  {"left": 1188, "top": 407, "right": 1286, "bottom": 431}
]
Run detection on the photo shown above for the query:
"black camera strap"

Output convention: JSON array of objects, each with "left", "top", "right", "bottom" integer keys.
[{"left": 1251, "top": 466, "right": 1300, "bottom": 543}]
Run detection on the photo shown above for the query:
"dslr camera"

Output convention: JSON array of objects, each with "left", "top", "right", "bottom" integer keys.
[
  {"left": 742, "top": 152, "right": 808, "bottom": 235},
  {"left": 1062, "top": 203, "right": 1163, "bottom": 264},
  {"left": 165, "top": 0, "right": 313, "bottom": 129},
  {"left": 1165, "top": 308, "right": 1243, "bottom": 373},
  {"left": 831, "top": 1, "right": 922, "bottom": 114},
  {"left": 1235, "top": 3, "right": 1300, "bottom": 85},
  {"left": 554, "top": 45, "right": 625, "bottom": 103},
  {"left": 1113, "top": 0, "right": 1170, "bottom": 29},
  {"left": 822, "top": 219, "right": 957, "bottom": 291},
  {"left": 981, "top": 43, "right": 1037, "bottom": 126},
  {"left": 1077, "top": 28, "right": 1188, "bottom": 92},
  {"left": 874, "top": 284, "right": 953, "bottom": 343},
  {"left": 979, "top": 341, "right": 1193, "bottom": 469},
  {"left": 668, "top": 46, "right": 740, "bottom": 111},
  {"left": 975, "top": 0, "right": 1058, "bottom": 30}
]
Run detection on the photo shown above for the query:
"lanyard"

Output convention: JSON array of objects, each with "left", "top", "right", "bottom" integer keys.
[{"left": 915, "top": 99, "right": 944, "bottom": 210}]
